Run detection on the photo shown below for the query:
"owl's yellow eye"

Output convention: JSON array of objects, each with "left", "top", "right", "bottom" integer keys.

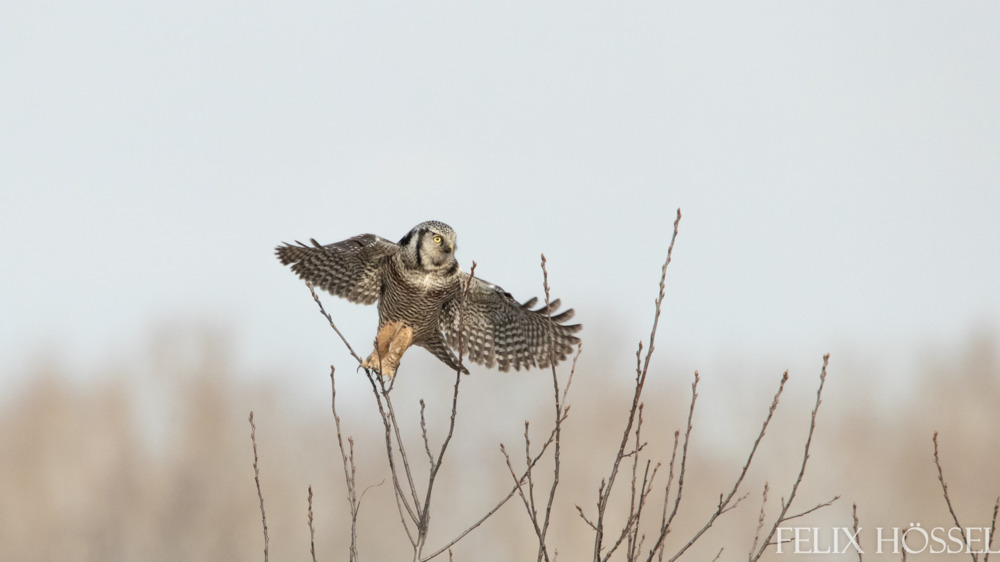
[{"left": 433, "top": 236, "right": 443, "bottom": 244}]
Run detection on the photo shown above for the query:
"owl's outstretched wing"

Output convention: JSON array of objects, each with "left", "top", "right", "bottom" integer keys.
[
  {"left": 439, "top": 275, "right": 581, "bottom": 371},
  {"left": 275, "top": 234, "right": 399, "bottom": 304}
]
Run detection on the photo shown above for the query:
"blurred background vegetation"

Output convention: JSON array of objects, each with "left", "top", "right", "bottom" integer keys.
[{"left": 2, "top": 319, "right": 997, "bottom": 560}]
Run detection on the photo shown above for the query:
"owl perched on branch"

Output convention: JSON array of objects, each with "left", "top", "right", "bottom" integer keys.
[{"left": 275, "top": 221, "right": 581, "bottom": 378}]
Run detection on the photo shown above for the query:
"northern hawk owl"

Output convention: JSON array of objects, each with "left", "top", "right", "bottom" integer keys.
[{"left": 275, "top": 221, "right": 581, "bottom": 377}]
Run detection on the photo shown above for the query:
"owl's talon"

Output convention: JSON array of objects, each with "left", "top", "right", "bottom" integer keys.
[
  {"left": 380, "top": 364, "right": 396, "bottom": 379},
  {"left": 362, "top": 352, "right": 398, "bottom": 379}
]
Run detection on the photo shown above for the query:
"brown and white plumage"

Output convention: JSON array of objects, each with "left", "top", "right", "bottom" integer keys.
[{"left": 275, "top": 220, "right": 581, "bottom": 377}]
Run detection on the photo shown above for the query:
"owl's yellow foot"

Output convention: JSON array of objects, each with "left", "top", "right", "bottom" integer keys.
[
  {"left": 362, "top": 351, "right": 399, "bottom": 378},
  {"left": 362, "top": 350, "right": 403, "bottom": 378},
  {"left": 362, "top": 322, "right": 413, "bottom": 379}
]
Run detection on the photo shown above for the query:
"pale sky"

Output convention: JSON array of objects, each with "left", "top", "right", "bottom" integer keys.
[{"left": 2, "top": 2, "right": 998, "bottom": 391}]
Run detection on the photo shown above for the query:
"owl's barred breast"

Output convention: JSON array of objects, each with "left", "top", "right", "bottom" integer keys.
[{"left": 378, "top": 255, "right": 460, "bottom": 344}]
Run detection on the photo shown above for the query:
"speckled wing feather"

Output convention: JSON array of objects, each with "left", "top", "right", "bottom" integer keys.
[
  {"left": 439, "top": 275, "right": 581, "bottom": 371},
  {"left": 275, "top": 234, "right": 399, "bottom": 304}
]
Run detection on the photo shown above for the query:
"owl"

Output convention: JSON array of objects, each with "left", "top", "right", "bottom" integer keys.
[{"left": 275, "top": 221, "right": 581, "bottom": 378}]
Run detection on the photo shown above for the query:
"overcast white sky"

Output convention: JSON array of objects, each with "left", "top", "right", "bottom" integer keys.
[{"left": 2, "top": 2, "right": 998, "bottom": 390}]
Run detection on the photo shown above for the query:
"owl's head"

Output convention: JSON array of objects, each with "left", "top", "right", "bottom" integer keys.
[{"left": 399, "top": 221, "right": 458, "bottom": 272}]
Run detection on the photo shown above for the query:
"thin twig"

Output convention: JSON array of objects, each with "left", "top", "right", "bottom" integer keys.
[
  {"left": 749, "top": 483, "right": 769, "bottom": 557},
  {"left": 307, "top": 282, "right": 364, "bottom": 365},
  {"left": 364, "top": 370, "right": 418, "bottom": 543},
  {"left": 414, "top": 263, "right": 477, "bottom": 559},
  {"left": 933, "top": 432, "right": 965, "bottom": 531},
  {"left": 307, "top": 486, "right": 317, "bottom": 562},
  {"left": 782, "top": 495, "right": 840, "bottom": 522},
  {"left": 331, "top": 367, "right": 361, "bottom": 561},
  {"left": 524, "top": 422, "right": 542, "bottom": 538},
  {"left": 664, "top": 373, "right": 698, "bottom": 529},
  {"left": 614, "top": 459, "right": 658, "bottom": 562},
  {"left": 562, "top": 342, "right": 582, "bottom": 406},
  {"left": 420, "top": 399, "right": 434, "bottom": 466},
  {"left": 423, "top": 454, "right": 532, "bottom": 561},
  {"left": 640, "top": 209, "right": 682, "bottom": 381},
  {"left": 986, "top": 497, "right": 999, "bottom": 562},
  {"left": 933, "top": 431, "right": 980, "bottom": 562},
  {"left": 416, "top": 356, "right": 464, "bottom": 556},
  {"left": 508, "top": 424, "right": 545, "bottom": 550},
  {"left": 627, "top": 404, "right": 647, "bottom": 560},
  {"left": 537, "top": 254, "right": 563, "bottom": 562},
  {"left": 656, "top": 430, "right": 681, "bottom": 562},
  {"left": 384, "top": 377, "right": 423, "bottom": 514},
  {"left": 500, "top": 257, "right": 581, "bottom": 562},
  {"left": 424, "top": 417, "right": 565, "bottom": 562},
  {"left": 656, "top": 369, "right": 787, "bottom": 562},
  {"left": 578, "top": 504, "right": 598, "bottom": 531},
  {"left": 852, "top": 503, "right": 863, "bottom": 562},
  {"left": 594, "top": 209, "right": 682, "bottom": 562},
  {"left": 749, "top": 354, "right": 832, "bottom": 562},
  {"left": 652, "top": 372, "right": 701, "bottom": 562},
  {"left": 249, "top": 411, "right": 269, "bottom": 562}
]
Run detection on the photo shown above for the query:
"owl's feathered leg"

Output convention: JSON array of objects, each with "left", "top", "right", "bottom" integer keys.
[{"left": 361, "top": 321, "right": 413, "bottom": 378}]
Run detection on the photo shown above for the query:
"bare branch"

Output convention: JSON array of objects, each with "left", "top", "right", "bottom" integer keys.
[
  {"left": 309, "top": 281, "right": 423, "bottom": 547},
  {"left": 248, "top": 411, "right": 269, "bottom": 562},
  {"left": 424, "top": 429, "right": 559, "bottom": 562},
  {"left": 363, "top": 370, "right": 419, "bottom": 543},
  {"left": 536, "top": 254, "right": 567, "bottom": 562},
  {"left": 782, "top": 495, "right": 840, "bottom": 522},
  {"left": 749, "top": 354, "right": 832, "bottom": 562},
  {"left": 656, "top": 369, "right": 787, "bottom": 562},
  {"left": 577, "top": 505, "right": 598, "bottom": 531},
  {"left": 307, "top": 282, "right": 364, "bottom": 365},
  {"left": 414, "top": 263, "right": 478, "bottom": 558},
  {"left": 500, "top": 256, "right": 581, "bottom": 562},
  {"left": 330, "top": 367, "right": 361, "bottom": 561},
  {"left": 626, "top": 405, "right": 647, "bottom": 560},
  {"left": 934, "top": 431, "right": 965, "bottom": 530},
  {"left": 748, "top": 483, "right": 769, "bottom": 557},
  {"left": 562, "top": 342, "right": 582, "bottom": 406},
  {"left": 596, "top": 209, "right": 682, "bottom": 561},
  {"left": 933, "top": 431, "right": 982, "bottom": 562},
  {"left": 307, "top": 486, "right": 317, "bottom": 562},
  {"left": 420, "top": 399, "right": 434, "bottom": 467},
  {"left": 524, "top": 422, "right": 541, "bottom": 538},
  {"left": 388, "top": 389, "right": 420, "bottom": 514},
  {"left": 656, "top": 430, "right": 681, "bottom": 562},
  {"left": 640, "top": 209, "right": 682, "bottom": 379},
  {"left": 503, "top": 438, "right": 546, "bottom": 553},
  {"left": 852, "top": 503, "right": 863, "bottom": 562},
  {"left": 986, "top": 497, "right": 1000, "bottom": 562},
  {"left": 659, "top": 373, "right": 699, "bottom": 542}
]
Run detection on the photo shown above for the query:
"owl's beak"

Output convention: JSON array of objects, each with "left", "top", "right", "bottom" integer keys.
[{"left": 448, "top": 243, "right": 454, "bottom": 253}]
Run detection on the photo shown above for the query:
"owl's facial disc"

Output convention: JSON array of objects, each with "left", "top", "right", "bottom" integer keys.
[{"left": 419, "top": 229, "right": 457, "bottom": 270}]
